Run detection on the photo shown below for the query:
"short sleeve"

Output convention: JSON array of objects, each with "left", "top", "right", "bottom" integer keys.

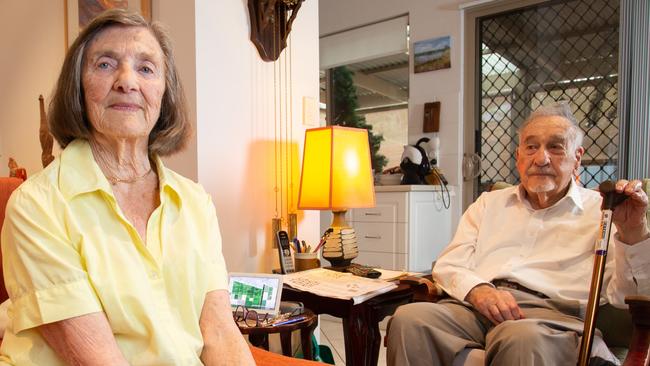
[
  {"left": 1, "top": 186, "right": 102, "bottom": 333},
  {"left": 202, "top": 195, "right": 229, "bottom": 293}
]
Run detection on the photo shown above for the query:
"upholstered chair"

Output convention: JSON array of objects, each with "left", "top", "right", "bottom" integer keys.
[
  {"left": 0, "top": 177, "right": 23, "bottom": 304},
  {"left": 0, "top": 177, "right": 24, "bottom": 344}
]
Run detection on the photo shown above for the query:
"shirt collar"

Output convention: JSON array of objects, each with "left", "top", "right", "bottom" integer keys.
[
  {"left": 510, "top": 178, "right": 584, "bottom": 212},
  {"left": 58, "top": 139, "right": 111, "bottom": 199},
  {"left": 152, "top": 154, "right": 183, "bottom": 208},
  {"left": 58, "top": 139, "right": 182, "bottom": 204}
]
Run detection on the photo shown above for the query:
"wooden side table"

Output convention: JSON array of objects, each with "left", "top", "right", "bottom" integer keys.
[
  {"left": 238, "top": 309, "right": 318, "bottom": 360},
  {"left": 282, "top": 284, "right": 414, "bottom": 366}
]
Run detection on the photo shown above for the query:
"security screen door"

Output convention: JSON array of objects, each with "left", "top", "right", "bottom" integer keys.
[{"left": 476, "top": 0, "right": 619, "bottom": 195}]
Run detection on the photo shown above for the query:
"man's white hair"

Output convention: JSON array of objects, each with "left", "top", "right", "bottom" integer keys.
[{"left": 518, "top": 101, "right": 584, "bottom": 151}]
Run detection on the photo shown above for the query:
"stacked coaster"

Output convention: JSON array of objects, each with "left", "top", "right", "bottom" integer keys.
[{"left": 322, "top": 228, "right": 358, "bottom": 261}]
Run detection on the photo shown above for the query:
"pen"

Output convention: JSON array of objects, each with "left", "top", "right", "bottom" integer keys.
[
  {"left": 271, "top": 315, "right": 307, "bottom": 327},
  {"left": 312, "top": 228, "right": 333, "bottom": 253},
  {"left": 293, "top": 238, "right": 301, "bottom": 253},
  {"left": 312, "top": 236, "right": 328, "bottom": 253}
]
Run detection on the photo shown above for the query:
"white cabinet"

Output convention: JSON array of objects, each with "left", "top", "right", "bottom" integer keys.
[{"left": 349, "top": 185, "right": 455, "bottom": 272}]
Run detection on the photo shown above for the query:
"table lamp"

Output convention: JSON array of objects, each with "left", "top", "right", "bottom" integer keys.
[{"left": 297, "top": 126, "right": 376, "bottom": 267}]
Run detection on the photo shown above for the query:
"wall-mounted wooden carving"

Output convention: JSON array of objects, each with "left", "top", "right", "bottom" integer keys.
[
  {"left": 248, "top": 0, "right": 304, "bottom": 62},
  {"left": 38, "top": 95, "right": 55, "bottom": 168}
]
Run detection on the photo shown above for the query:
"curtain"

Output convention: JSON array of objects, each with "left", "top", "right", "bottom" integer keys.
[{"left": 618, "top": 0, "right": 650, "bottom": 178}]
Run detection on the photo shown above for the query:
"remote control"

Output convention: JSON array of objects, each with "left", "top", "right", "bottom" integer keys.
[
  {"left": 345, "top": 263, "right": 381, "bottom": 279},
  {"left": 276, "top": 230, "right": 295, "bottom": 274}
]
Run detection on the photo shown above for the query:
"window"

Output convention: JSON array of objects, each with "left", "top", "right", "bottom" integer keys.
[
  {"left": 320, "top": 16, "right": 409, "bottom": 173},
  {"left": 477, "top": 0, "right": 619, "bottom": 194}
]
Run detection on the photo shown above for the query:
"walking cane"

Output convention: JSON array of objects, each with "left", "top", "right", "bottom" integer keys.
[{"left": 577, "top": 180, "right": 628, "bottom": 366}]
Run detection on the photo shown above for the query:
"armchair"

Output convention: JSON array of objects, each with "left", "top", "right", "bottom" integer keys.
[
  {"left": 396, "top": 179, "right": 650, "bottom": 365},
  {"left": 249, "top": 345, "right": 325, "bottom": 365},
  {"left": 0, "top": 177, "right": 24, "bottom": 345},
  {"left": 1, "top": 177, "right": 24, "bottom": 303}
]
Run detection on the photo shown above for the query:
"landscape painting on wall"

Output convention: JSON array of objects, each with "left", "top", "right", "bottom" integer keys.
[
  {"left": 414, "top": 36, "right": 451, "bottom": 73},
  {"left": 79, "top": 0, "right": 128, "bottom": 27},
  {"left": 66, "top": 0, "right": 151, "bottom": 48}
]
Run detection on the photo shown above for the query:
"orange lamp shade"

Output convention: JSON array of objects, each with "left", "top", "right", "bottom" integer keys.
[{"left": 298, "top": 126, "right": 376, "bottom": 210}]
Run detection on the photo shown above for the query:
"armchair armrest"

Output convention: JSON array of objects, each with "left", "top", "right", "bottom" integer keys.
[
  {"left": 623, "top": 295, "right": 650, "bottom": 366},
  {"left": 399, "top": 275, "right": 447, "bottom": 303}
]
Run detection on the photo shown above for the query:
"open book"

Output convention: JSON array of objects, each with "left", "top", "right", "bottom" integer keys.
[{"left": 283, "top": 268, "right": 397, "bottom": 304}]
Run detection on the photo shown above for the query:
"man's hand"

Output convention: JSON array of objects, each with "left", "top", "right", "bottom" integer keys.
[
  {"left": 465, "top": 284, "right": 525, "bottom": 325},
  {"left": 609, "top": 179, "right": 649, "bottom": 245}
]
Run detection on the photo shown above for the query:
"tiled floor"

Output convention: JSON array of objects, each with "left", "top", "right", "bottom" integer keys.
[{"left": 318, "top": 315, "right": 389, "bottom": 366}]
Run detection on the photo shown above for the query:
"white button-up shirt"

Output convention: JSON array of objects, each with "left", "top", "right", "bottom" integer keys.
[{"left": 433, "top": 180, "right": 650, "bottom": 306}]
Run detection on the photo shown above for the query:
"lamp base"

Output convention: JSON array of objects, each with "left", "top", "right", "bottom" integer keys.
[
  {"left": 321, "top": 211, "right": 358, "bottom": 266},
  {"left": 325, "top": 257, "right": 353, "bottom": 268}
]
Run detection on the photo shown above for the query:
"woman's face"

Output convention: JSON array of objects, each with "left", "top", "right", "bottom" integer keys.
[{"left": 82, "top": 26, "right": 165, "bottom": 144}]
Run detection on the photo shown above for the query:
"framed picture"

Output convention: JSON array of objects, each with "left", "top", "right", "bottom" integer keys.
[
  {"left": 414, "top": 36, "right": 451, "bottom": 73},
  {"left": 65, "top": 0, "right": 152, "bottom": 48}
]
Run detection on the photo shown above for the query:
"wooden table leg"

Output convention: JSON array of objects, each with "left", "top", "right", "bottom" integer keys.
[
  {"left": 342, "top": 305, "right": 379, "bottom": 366},
  {"left": 301, "top": 315, "right": 319, "bottom": 360},
  {"left": 300, "top": 327, "right": 314, "bottom": 360},
  {"left": 249, "top": 333, "right": 270, "bottom": 350},
  {"left": 342, "top": 316, "right": 357, "bottom": 365},
  {"left": 278, "top": 325, "right": 317, "bottom": 360},
  {"left": 340, "top": 286, "right": 414, "bottom": 366},
  {"left": 280, "top": 331, "right": 293, "bottom": 357},
  {"left": 281, "top": 284, "right": 413, "bottom": 365},
  {"left": 367, "top": 314, "right": 382, "bottom": 366}
]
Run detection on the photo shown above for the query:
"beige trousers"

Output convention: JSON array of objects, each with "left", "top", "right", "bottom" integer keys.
[{"left": 386, "top": 288, "right": 615, "bottom": 366}]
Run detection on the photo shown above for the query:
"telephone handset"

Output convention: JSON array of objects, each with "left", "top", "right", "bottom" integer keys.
[{"left": 276, "top": 230, "right": 295, "bottom": 274}]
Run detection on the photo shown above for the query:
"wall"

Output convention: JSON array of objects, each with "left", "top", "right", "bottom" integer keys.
[
  {"left": 194, "top": 0, "right": 320, "bottom": 272},
  {"left": 0, "top": 0, "right": 321, "bottom": 273},
  {"left": 0, "top": 1, "right": 197, "bottom": 179},
  {"left": 320, "top": 0, "right": 467, "bottom": 227},
  {"left": 156, "top": 0, "right": 198, "bottom": 181},
  {"left": 0, "top": 1, "right": 65, "bottom": 176}
]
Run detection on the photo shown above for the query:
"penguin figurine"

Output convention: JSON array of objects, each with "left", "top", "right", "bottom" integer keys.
[{"left": 399, "top": 138, "right": 432, "bottom": 184}]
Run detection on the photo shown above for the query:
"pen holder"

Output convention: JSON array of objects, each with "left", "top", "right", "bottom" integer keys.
[{"left": 294, "top": 252, "right": 320, "bottom": 272}]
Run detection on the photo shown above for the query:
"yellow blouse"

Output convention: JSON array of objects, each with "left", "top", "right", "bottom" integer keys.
[{"left": 0, "top": 139, "right": 229, "bottom": 365}]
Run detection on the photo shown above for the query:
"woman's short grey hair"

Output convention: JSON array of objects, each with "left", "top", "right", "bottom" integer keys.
[
  {"left": 48, "top": 9, "right": 191, "bottom": 156},
  {"left": 518, "top": 101, "right": 584, "bottom": 151}
]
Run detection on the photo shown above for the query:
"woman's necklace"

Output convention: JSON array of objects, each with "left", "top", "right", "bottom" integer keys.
[
  {"left": 106, "top": 168, "right": 153, "bottom": 185},
  {"left": 89, "top": 141, "right": 154, "bottom": 185}
]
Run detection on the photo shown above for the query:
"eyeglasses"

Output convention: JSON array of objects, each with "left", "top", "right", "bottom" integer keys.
[
  {"left": 233, "top": 305, "right": 272, "bottom": 328},
  {"left": 233, "top": 305, "right": 305, "bottom": 328}
]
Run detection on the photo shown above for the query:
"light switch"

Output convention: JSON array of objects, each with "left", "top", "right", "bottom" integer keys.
[{"left": 302, "top": 96, "right": 318, "bottom": 126}]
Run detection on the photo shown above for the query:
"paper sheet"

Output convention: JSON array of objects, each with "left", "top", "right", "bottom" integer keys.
[
  {"left": 375, "top": 268, "right": 409, "bottom": 281},
  {"left": 283, "top": 268, "right": 397, "bottom": 304}
]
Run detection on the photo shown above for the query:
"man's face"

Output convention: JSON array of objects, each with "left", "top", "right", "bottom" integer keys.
[{"left": 516, "top": 116, "right": 584, "bottom": 200}]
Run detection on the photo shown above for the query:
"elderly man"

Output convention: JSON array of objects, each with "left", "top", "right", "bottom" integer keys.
[{"left": 386, "top": 102, "right": 650, "bottom": 366}]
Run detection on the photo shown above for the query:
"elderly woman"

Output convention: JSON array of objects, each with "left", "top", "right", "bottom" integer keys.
[{"left": 0, "top": 10, "right": 254, "bottom": 365}]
